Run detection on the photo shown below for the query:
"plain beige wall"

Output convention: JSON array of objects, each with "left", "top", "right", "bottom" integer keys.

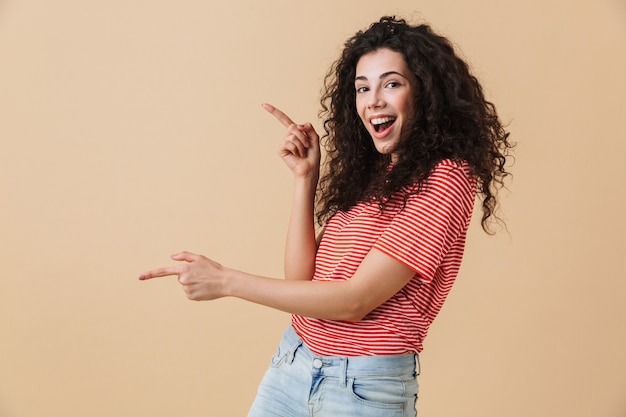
[{"left": 1, "top": 0, "right": 625, "bottom": 416}]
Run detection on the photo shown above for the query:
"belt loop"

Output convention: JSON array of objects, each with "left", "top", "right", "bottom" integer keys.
[
  {"left": 415, "top": 354, "right": 421, "bottom": 376},
  {"left": 340, "top": 358, "right": 348, "bottom": 388},
  {"left": 286, "top": 339, "right": 303, "bottom": 365}
]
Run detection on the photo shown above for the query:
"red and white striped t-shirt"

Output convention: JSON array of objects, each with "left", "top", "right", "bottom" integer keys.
[{"left": 292, "top": 159, "right": 477, "bottom": 356}]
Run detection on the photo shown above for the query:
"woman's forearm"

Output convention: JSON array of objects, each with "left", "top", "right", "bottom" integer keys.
[
  {"left": 283, "top": 175, "right": 318, "bottom": 281},
  {"left": 223, "top": 248, "right": 416, "bottom": 322},
  {"left": 225, "top": 268, "right": 364, "bottom": 321}
]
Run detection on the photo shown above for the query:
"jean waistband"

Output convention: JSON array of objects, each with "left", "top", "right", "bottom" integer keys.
[{"left": 281, "top": 325, "right": 420, "bottom": 378}]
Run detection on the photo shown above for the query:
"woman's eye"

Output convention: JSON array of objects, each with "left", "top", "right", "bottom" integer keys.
[
  {"left": 356, "top": 86, "right": 369, "bottom": 93},
  {"left": 386, "top": 81, "right": 400, "bottom": 88}
]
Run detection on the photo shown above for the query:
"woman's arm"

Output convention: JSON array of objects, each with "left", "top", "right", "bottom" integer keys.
[
  {"left": 262, "top": 104, "right": 320, "bottom": 281},
  {"left": 284, "top": 175, "right": 318, "bottom": 280},
  {"left": 138, "top": 248, "right": 416, "bottom": 321}
]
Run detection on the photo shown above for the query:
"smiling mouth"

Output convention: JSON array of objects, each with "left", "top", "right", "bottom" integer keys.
[{"left": 371, "top": 116, "right": 396, "bottom": 133}]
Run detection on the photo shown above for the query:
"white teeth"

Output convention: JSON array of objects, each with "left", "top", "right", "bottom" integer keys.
[{"left": 371, "top": 117, "right": 395, "bottom": 125}]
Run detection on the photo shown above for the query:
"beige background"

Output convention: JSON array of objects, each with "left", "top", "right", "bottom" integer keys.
[{"left": 1, "top": 0, "right": 625, "bottom": 416}]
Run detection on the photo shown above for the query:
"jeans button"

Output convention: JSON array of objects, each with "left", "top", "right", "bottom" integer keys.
[{"left": 312, "top": 358, "right": 323, "bottom": 369}]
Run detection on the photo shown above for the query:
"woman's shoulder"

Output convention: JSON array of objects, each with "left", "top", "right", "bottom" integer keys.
[
  {"left": 416, "top": 159, "right": 473, "bottom": 185},
  {"left": 432, "top": 158, "right": 471, "bottom": 174},
  {"left": 430, "top": 159, "right": 473, "bottom": 184},
  {"left": 403, "top": 159, "right": 475, "bottom": 197}
]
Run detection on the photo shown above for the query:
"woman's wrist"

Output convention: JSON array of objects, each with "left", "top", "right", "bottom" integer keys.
[
  {"left": 219, "top": 266, "right": 239, "bottom": 298},
  {"left": 293, "top": 169, "right": 319, "bottom": 184}
]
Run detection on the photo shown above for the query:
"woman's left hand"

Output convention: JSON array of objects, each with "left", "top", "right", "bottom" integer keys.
[
  {"left": 139, "top": 251, "right": 227, "bottom": 301},
  {"left": 262, "top": 103, "right": 321, "bottom": 179}
]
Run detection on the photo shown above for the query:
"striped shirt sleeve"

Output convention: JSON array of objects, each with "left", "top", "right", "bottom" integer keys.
[{"left": 373, "top": 162, "right": 476, "bottom": 283}]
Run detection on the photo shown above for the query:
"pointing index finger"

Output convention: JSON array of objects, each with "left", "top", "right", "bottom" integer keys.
[
  {"left": 138, "top": 265, "right": 184, "bottom": 280},
  {"left": 262, "top": 103, "right": 295, "bottom": 127}
]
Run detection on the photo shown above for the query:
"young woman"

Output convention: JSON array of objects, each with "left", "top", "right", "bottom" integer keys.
[{"left": 140, "top": 16, "right": 512, "bottom": 416}]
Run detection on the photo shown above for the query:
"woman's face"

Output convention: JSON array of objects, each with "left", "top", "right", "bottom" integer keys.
[{"left": 354, "top": 48, "right": 416, "bottom": 161}]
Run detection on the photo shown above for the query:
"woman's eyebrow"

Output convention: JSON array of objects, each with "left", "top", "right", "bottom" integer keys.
[{"left": 355, "top": 71, "right": 408, "bottom": 81}]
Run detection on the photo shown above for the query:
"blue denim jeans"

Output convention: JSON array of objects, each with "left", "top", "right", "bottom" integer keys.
[{"left": 248, "top": 325, "right": 420, "bottom": 417}]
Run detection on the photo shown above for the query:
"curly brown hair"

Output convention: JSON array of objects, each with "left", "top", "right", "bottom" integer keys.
[{"left": 317, "top": 16, "right": 513, "bottom": 233}]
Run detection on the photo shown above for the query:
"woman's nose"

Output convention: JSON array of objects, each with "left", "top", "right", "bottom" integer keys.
[{"left": 367, "top": 89, "right": 384, "bottom": 109}]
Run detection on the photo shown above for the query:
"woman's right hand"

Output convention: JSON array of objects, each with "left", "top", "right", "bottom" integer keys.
[{"left": 262, "top": 103, "right": 321, "bottom": 179}]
